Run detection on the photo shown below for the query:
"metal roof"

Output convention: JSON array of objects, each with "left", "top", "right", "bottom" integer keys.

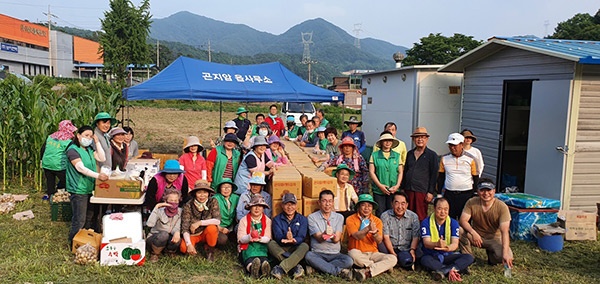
[
  {"left": 439, "top": 36, "right": 600, "bottom": 73},
  {"left": 363, "top": 65, "right": 444, "bottom": 76}
]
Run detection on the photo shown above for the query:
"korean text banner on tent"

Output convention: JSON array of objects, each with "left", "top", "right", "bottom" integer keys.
[{"left": 122, "top": 56, "right": 343, "bottom": 103}]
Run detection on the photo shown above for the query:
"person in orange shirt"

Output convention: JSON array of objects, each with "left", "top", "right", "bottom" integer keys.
[{"left": 346, "top": 194, "right": 397, "bottom": 281}]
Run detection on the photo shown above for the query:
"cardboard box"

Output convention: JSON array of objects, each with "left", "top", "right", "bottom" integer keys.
[
  {"left": 270, "top": 174, "right": 303, "bottom": 199},
  {"left": 100, "top": 212, "right": 146, "bottom": 266},
  {"left": 126, "top": 158, "right": 160, "bottom": 187},
  {"left": 72, "top": 229, "right": 102, "bottom": 254},
  {"left": 273, "top": 198, "right": 304, "bottom": 216},
  {"left": 94, "top": 179, "right": 143, "bottom": 199},
  {"left": 302, "top": 173, "right": 337, "bottom": 198},
  {"left": 302, "top": 196, "right": 320, "bottom": 216},
  {"left": 558, "top": 210, "right": 597, "bottom": 241}
]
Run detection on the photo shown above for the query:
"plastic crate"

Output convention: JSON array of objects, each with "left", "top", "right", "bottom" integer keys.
[{"left": 50, "top": 200, "right": 72, "bottom": 222}]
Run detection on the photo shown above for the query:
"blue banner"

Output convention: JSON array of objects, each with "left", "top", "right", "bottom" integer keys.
[{"left": 1, "top": 43, "right": 18, "bottom": 53}]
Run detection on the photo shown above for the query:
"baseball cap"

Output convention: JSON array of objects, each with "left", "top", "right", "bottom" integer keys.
[
  {"left": 477, "top": 181, "right": 495, "bottom": 191},
  {"left": 282, "top": 193, "right": 297, "bottom": 204},
  {"left": 445, "top": 133, "right": 465, "bottom": 145}
]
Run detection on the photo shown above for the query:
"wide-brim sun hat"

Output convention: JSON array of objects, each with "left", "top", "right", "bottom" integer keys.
[
  {"left": 248, "top": 172, "right": 267, "bottom": 185},
  {"left": 236, "top": 107, "right": 249, "bottom": 115},
  {"left": 93, "top": 112, "right": 118, "bottom": 126},
  {"left": 375, "top": 133, "right": 400, "bottom": 149},
  {"left": 252, "top": 135, "right": 269, "bottom": 148},
  {"left": 244, "top": 194, "right": 270, "bottom": 210},
  {"left": 338, "top": 136, "right": 356, "bottom": 150},
  {"left": 410, "top": 127, "right": 430, "bottom": 138},
  {"left": 267, "top": 135, "right": 285, "bottom": 149},
  {"left": 461, "top": 129, "right": 477, "bottom": 142},
  {"left": 445, "top": 133, "right": 465, "bottom": 145},
  {"left": 344, "top": 116, "right": 362, "bottom": 127},
  {"left": 356, "top": 194, "right": 378, "bottom": 210},
  {"left": 160, "top": 159, "right": 184, "bottom": 174},
  {"left": 331, "top": 163, "right": 355, "bottom": 179},
  {"left": 223, "top": 120, "right": 239, "bottom": 132},
  {"left": 189, "top": 179, "right": 215, "bottom": 197},
  {"left": 108, "top": 127, "right": 127, "bottom": 138},
  {"left": 216, "top": 178, "right": 237, "bottom": 193},
  {"left": 183, "top": 136, "right": 204, "bottom": 152},
  {"left": 316, "top": 126, "right": 327, "bottom": 133},
  {"left": 223, "top": 133, "right": 240, "bottom": 145}
]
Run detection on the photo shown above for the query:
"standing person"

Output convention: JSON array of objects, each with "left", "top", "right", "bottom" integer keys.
[
  {"left": 251, "top": 113, "right": 265, "bottom": 137},
  {"left": 179, "top": 136, "right": 207, "bottom": 189},
  {"left": 265, "top": 104, "right": 285, "bottom": 137},
  {"left": 144, "top": 160, "right": 189, "bottom": 210},
  {"left": 322, "top": 137, "right": 369, "bottom": 194},
  {"left": 234, "top": 136, "right": 274, "bottom": 195},
  {"left": 213, "top": 178, "right": 239, "bottom": 245},
  {"left": 180, "top": 180, "right": 221, "bottom": 261},
  {"left": 268, "top": 193, "right": 309, "bottom": 280},
  {"left": 461, "top": 129, "right": 484, "bottom": 177},
  {"left": 316, "top": 109, "right": 329, "bottom": 128},
  {"left": 234, "top": 107, "right": 252, "bottom": 141},
  {"left": 331, "top": 164, "right": 358, "bottom": 219},
  {"left": 402, "top": 127, "right": 439, "bottom": 221},
  {"left": 122, "top": 126, "right": 139, "bottom": 161},
  {"left": 421, "top": 197, "right": 474, "bottom": 281},
  {"left": 236, "top": 173, "right": 273, "bottom": 220},
  {"left": 146, "top": 188, "right": 182, "bottom": 263},
  {"left": 283, "top": 115, "right": 300, "bottom": 141},
  {"left": 369, "top": 132, "right": 403, "bottom": 216},
  {"left": 341, "top": 116, "right": 366, "bottom": 154},
  {"left": 210, "top": 121, "right": 244, "bottom": 149},
  {"left": 266, "top": 135, "right": 289, "bottom": 167},
  {"left": 438, "top": 133, "right": 479, "bottom": 220},
  {"left": 206, "top": 133, "right": 241, "bottom": 190},
  {"left": 41, "top": 120, "right": 77, "bottom": 198},
  {"left": 346, "top": 194, "right": 397, "bottom": 281},
  {"left": 305, "top": 190, "right": 354, "bottom": 280},
  {"left": 108, "top": 127, "right": 128, "bottom": 171},
  {"left": 297, "top": 120, "right": 317, "bottom": 147},
  {"left": 92, "top": 112, "right": 117, "bottom": 169},
  {"left": 459, "top": 179, "right": 513, "bottom": 268},
  {"left": 238, "top": 195, "right": 273, "bottom": 279},
  {"left": 66, "top": 126, "right": 108, "bottom": 242},
  {"left": 372, "top": 122, "right": 408, "bottom": 165},
  {"left": 380, "top": 191, "right": 420, "bottom": 270}
]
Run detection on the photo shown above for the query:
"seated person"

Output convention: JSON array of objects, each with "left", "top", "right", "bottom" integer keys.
[
  {"left": 381, "top": 191, "right": 420, "bottom": 269},
  {"left": 268, "top": 193, "right": 309, "bottom": 280},
  {"left": 297, "top": 120, "right": 317, "bottom": 147},
  {"left": 213, "top": 178, "right": 239, "bottom": 245},
  {"left": 266, "top": 135, "right": 289, "bottom": 167},
  {"left": 421, "top": 197, "right": 474, "bottom": 281},
  {"left": 236, "top": 172, "right": 272, "bottom": 221},
  {"left": 146, "top": 188, "right": 183, "bottom": 263},
  {"left": 238, "top": 195, "right": 272, "bottom": 278}
]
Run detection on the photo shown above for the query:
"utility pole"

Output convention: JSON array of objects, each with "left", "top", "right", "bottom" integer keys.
[
  {"left": 353, "top": 23, "right": 362, "bottom": 49},
  {"left": 156, "top": 40, "right": 160, "bottom": 68},
  {"left": 301, "top": 32, "right": 317, "bottom": 83},
  {"left": 207, "top": 39, "right": 211, "bottom": 62},
  {"left": 43, "top": 5, "right": 57, "bottom": 76}
]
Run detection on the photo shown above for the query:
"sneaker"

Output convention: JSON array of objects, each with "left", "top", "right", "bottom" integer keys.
[
  {"left": 271, "top": 265, "right": 285, "bottom": 280},
  {"left": 291, "top": 264, "right": 305, "bottom": 280},
  {"left": 353, "top": 268, "right": 367, "bottom": 282},
  {"left": 432, "top": 270, "right": 445, "bottom": 281},
  {"left": 339, "top": 268, "right": 353, "bottom": 281},
  {"left": 250, "top": 258, "right": 261, "bottom": 278},
  {"left": 305, "top": 265, "right": 315, "bottom": 276},
  {"left": 42, "top": 194, "right": 49, "bottom": 201},
  {"left": 260, "top": 260, "right": 271, "bottom": 278}
]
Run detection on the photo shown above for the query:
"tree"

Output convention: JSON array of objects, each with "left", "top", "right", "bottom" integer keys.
[
  {"left": 402, "top": 33, "right": 482, "bottom": 66},
  {"left": 99, "top": 0, "right": 152, "bottom": 88},
  {"left": 548, "top": 10, "right": 600, "bottom": 41}
]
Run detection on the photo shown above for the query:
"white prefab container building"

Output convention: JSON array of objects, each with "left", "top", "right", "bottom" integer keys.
[
  {"left": 361, "top": 65, "right": 463, "bottom": 155},
  {"left": 439, "top": 37, "right": 600, "bottom": 211}
]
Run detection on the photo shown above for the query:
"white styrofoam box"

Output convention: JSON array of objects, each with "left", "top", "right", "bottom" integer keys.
[{"left": 100, "top": 212, "right": 146, "bottom": 266}]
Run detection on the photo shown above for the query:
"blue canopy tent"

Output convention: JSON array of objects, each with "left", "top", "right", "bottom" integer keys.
[{"left": 122, "top": 56, "right": 343, "bottom": 102}]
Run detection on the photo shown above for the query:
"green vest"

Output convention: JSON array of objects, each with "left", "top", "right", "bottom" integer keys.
[
  {"left": 287, "top": 126, "right": 299, "bottom": 139},
  {"left": 319, "top": 138, "right": 329, "bottom": 150},
  {"left": 214, "top": 193, "right": 240, "bottom": 229},
  {"left": 241, "top": 221, "right": 268, "bottom": 260},
  {"left": 210, "top": 146, "right": 241, "bottom": 189},
  {"left": 370, "top": 150, "right": 400, "bottom": 195},
  {"left": 41, "top": 137, "right": 71, "bottom": 171},
  {"left": 66, "top": 144, "right": 97, "bottom": 195}
]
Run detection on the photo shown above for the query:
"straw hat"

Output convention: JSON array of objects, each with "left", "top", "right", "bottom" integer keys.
[
  {"left": 244, "top": 194, "right": 270, "bottom": 210},
  {"left": 183, "top": 136, "right": 204, "bottom": 152},
  {"left": 461, "top": 129, "right": 477, "bottom": 142},
  {"left": 410, "top": 127, "right": 430, "bottom": 138},
  {"left": 375, "top": 132, "right": 400, "bottom": 149}
]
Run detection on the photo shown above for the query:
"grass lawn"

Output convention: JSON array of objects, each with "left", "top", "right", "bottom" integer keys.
[{"left": 1, "top": 185, "right": 599, "bottom": 283}]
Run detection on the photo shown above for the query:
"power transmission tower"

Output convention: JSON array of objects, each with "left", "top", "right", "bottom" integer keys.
[
  {"left": 353, "top": 23, "right": 362, "bottom": 49},
  {"left": 301, "top": 32, "right": 317, "bottom": 83}
]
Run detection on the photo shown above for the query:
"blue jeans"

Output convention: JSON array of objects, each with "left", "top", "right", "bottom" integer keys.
[
  {"left": 305, "top": 251, "right": 353, "bottom": 276},
  {"left": 420, "top": 253, "right": 474, "bottom": 273},
  {"left": 68, "top": 193, "right": 94, "bottom": 241}
]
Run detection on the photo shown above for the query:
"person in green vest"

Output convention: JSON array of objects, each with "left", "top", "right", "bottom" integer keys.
[
  {"left": 316, "top": 109, "right": 329, "bottom": 128},
  {"left": 214, "top": 178, "right": 240, "bottom": 245},
  {"left": 41, "top": 120, "right": 77, "bottom": 199},
  {"left": 237, "top": 194, "right": 272, "bottom": 278},
  {"left": 206, "top": 133, "right": 241, "bottom": 189},
  {"left": 369, "top": 131, "right": 403, "bottom": 217},
  {"left": 66, "top": 126, "right": 109, "bottom": 243},
  {"left": 251, "top": 113, "right": 266, "bottom": 137},
  {"left": 284, "top": 115, "right": 301, "bottom": 141}
]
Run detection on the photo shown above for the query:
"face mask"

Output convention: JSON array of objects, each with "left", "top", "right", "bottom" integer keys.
[
  {"left": 307, "top": 129, "right": 314, "bottom": 133},
  {"left": 259, "top": 129, "right": 268, "bottom": 136},
  {"left": 287, "top": 122, "right": 295, "bottom": 127},
  {"left": 80, "top": 137, "right": 93, "bottom": 147}
]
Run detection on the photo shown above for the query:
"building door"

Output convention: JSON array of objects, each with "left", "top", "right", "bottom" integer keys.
[
  {"left": 523, "top": 80, "right": 571, "bottom": 200},
  {"left": 498, "top": 80, "right": 533, "bottom": 192}
]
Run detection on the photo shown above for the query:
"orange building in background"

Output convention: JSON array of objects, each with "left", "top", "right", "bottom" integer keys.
[
  {"left": 73, "top": 36, "right": 103, "bottom": 64},
  {"left": 0, "top": 14, "right": 49, "bottom": 48}
]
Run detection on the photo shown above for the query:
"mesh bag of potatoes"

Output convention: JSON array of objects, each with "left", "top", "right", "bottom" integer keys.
[
  {"left": 74, "top": 243, "right": 98, "bottom": 265},
  {"left": 51, "top": 190, "right": 71, "bottom": 203}
]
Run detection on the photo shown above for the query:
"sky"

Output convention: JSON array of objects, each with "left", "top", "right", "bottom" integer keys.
[{"left": 1, "top": 0, "right": 599, "bottom": 48}]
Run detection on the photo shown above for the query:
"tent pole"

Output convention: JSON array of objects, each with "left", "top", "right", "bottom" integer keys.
[
  {"left": 341, "top": 101, "right": 345, "bottom": 130},
  {"left": 219, "top": 101, "right": 223, "bottom": 138}
]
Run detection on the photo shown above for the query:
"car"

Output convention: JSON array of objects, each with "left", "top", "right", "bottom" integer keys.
[{"left": 280, "top": 102, "right": 315, "bottom": 126}]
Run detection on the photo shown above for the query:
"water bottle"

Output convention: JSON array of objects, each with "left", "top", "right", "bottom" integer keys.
[{"left": 504, "top": 264, "right": 512, "bottom": 278}]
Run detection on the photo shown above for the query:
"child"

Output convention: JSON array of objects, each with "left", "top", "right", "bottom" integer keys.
[
  {"left": 146, "top": 188, "right": 183, "bottom": 262},
  {"left": 238, "top": 195, "right": 272, "bottom": 278}
]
